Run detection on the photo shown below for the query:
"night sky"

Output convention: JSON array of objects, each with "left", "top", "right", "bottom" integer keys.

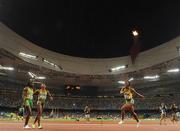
[{"left": 0, "top": 0, "right": 180, "bottom": 58}]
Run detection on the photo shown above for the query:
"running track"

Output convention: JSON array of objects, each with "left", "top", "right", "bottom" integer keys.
[{"left": 0, "top": 121, "right": 179, "bottom": 131}]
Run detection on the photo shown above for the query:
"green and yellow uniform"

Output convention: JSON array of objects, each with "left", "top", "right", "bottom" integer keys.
[
  {"left": 36, "top": 89, "right": 49, "bottom": 106},
  {"left": 23, "top": 87, "right": 34, "bottom": 108},
  {"left": 122, "top": 87, "right": 134, "bottom": 104}
]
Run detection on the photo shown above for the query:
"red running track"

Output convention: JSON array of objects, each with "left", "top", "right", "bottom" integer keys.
[{"left": 0, "top": 120, "right": 180, "bottom": 131}]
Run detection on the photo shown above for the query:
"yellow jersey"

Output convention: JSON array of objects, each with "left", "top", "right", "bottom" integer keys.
[
  {"left": 37, "top": 89, "right": 48, "bottom": 102},
  {"left": 23, "top": 87, "right": 34, "bottom": 100},
  {"left": 123, "top": 87, "right": 133, "bottom": 100}
]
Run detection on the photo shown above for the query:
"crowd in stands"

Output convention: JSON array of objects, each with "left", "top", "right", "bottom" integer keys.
[
  {"left": 0, "top": 90, "right": 180, "bottom": 111},
  {"left": 0, "top": 80, "right": 180, "bottom": 112}
]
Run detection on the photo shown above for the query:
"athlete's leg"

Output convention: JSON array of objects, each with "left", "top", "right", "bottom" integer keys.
[
  {"left": 130, "top": 105, "right": 139, "bottom": 122},
  {"left": 37, "top": 103, "right": 44, "bottom": 127},
  {"left": 160, "top": 118, "right": 162, "bottom": 124},
  {"left": 164, "top": 114, "right": 167, "bottom": 124},
  {"left": 34, "top": 103, "right": 41, "bottom": 125},
  {"left": 175, "top": 115, "right": 178, "bottom": 123},
  {"left": 171, "top": 114, "right": 174, "bottom": 124},
  {"left": 160, "top": 114, "right": 163, "bottom": 125},
  {"left": 121, "top": 104, "right": 126, "bottom": 122},
  {"left": 87, "top": 114, "right": 90, "bottom": 122},
  {"left": 172, "top": 114, "right": 178, "bottom": 124},
  {"left": 160, "top": 114, "right": 165, "bottom": 125},
  {"left": 85, "top": 114, "right": 90, "bottom": 122},
  {"left": 24, "top": 106, "right": 32, "bottom": 126}
]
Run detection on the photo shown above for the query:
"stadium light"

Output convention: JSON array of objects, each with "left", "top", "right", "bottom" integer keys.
[
  {"left": 36, "top": 76, "right": 46, "bottom": 80},
  {"left": 19, "top": 52, "right": 37, "bottom": 60},
  {"left": 129, "top": 77, "right": 134, "bottom": 81},
  {"left": 118, "top": 78, "right": 134, "bottom": 85},
  {"left": 132, "top": 30, "right": 139, "bottom": 37},
  {"left": 28, "top": 72, "right": 36, "bottom": 78},
  {"left": 43, "top": 59, "right": 59, "bottom": 68},
  {"left": 167, "top": 68, "right": 180, "bottom": 73},
  {"left": 76, "top": 86, "right": 81, "bottom": 90},
  {"left": 110, "top": 65, "right": 127, "bottom": 72},
  {"left": 0, "top": 65, "right": 14, "bottom": 71},
  {"left": 143, "top": 75, "right": 160, "bottom": 79},
  {"left": 118, "top": 81, "right": 125, "bottom": 84},
  {"left": 28, "top": 72, "right": 46, "bottom": 79}
]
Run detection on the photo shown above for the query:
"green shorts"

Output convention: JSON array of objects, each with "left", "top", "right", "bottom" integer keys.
[
  {"left": 125, "top": 99, "right": 134, "bottom": 104},
  {"left": 24, "top": 99, "right": 33, "bottom": 108}
]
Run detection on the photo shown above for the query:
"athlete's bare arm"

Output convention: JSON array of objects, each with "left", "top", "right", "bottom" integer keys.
[
  {"left": 165, "top": 105, "right": 167, "bottom": 110},
  {"left": 47, "top": 90, "right": 53, "bottom": 101},
  {"left": 170, "top": 105, "right": 172, "bottom": 109},
  {"left": 33, "top": 89, "right": 40, "bottom": 95},
  {"left": 120, "top": 87, "right": 125, "bottom": 94},
  {"left": 132, "top": 88, "right": 144, "bottom": 98},
  {"left": 84, "top": 106, "right": 87, "bottom": 112},
  {"left": 22, "top": 87, "right": 28, "bottom": 99}
]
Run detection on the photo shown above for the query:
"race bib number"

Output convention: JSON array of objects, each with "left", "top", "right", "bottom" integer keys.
[
  {"left": 28, "top": 94, "right": 33, "bottom": 100},
  {"left": 39, "top": 94, "right": 47, "bottom": 100},
  {"left": 124, "top": 94, "right": 131, "bottom": 99}
]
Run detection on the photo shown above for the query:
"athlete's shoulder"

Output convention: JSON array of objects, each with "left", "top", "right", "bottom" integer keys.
[
  {"left": 35, "top": 89, "right": 40, "bottom": 92},
  {"left": 130, "top": 87, "right": 135, "bottom": 91},
  {"left": 46, "top": 89, "right": 50, "bottom": 93},
  {"left": 23, "top": 86, "right": 29, "bottom": 91},
  {"left": 120, "top": 86, "right": 125, "bottom": 93},
  {"left": 34, "top": 89, "right": 40, "bottom": 94},
  {"left": 121, "top": 86, "right": 126, "bottom": 90}
]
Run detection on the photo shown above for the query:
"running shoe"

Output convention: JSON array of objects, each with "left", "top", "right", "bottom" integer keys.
[
  {"left": 38, "top": 125, "right": 43, "bottom": 129},
  {"left": 32, "top": 124, "right": 35, "bottom": 129},
  {"left": 137, "top": 122, "right": 140, "bottom": 127},
  {"left": 23, "top": 125, "right": 31, "bottom": 129},
  {"left": 118, "top": 120, "right": 124, "bottom": 125}
]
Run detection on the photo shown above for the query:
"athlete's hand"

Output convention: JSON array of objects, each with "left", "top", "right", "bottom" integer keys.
[
  {"left": 50, "top": 96, "right": 53, "bottom": 101},
  {"left": 140, "top": 95, "right": 145, "bottom": 100}
]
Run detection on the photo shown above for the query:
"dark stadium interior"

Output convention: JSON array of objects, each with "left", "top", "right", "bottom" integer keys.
[
  {"left": 0, "top": 0, "right": 180, "bottom": 58},
  {"left": 0, "top": 1, "right": 180, "bottom": 130}
]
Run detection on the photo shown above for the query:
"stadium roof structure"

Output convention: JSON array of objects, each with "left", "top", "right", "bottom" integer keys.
[{"left": 0, "top": 22, "right": 180, "bottom": 86}]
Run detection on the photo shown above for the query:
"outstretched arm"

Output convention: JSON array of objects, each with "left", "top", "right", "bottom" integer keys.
[
  {"left": 165, "top": 105, "right": 167, "bottom": 110},
  {"left": 47, "top": 90, "right": 53, "bottom": 101},
  {"left": 33, "top": 89, "right": 40, "bottom": 95},
  {"left": 170, "top": 105, "right": 173, "bottom": 110},
  {"left": 159, "top": 106, "right": 162, "bottom": 111},
  {"left": 22, "top": 87, "right": 28, "bottom": 99},
  {"left": 132, "top": 88, "right": 144, "bottom": 99},
  {"left": 120, "top": 87, "right": 125, "bottom": 94}
]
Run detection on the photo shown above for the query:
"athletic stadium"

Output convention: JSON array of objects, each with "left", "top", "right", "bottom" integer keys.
[{"left": 0, "top": 1, "right": 180, "bottom": 131}]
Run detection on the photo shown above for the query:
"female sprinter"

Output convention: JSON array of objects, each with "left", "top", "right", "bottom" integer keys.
[
  {"left": 32, "top": 83, "right": 53, "bottom": 129},
  {"left": 159, "top": 103, "right": 167, "bottom": 125},
  {"left": 119, "top": 80, "right": 144, "bottom": 127},
  {"left": 84, "top": 105, "right": 91, "bottom": 122},
  {"left": 170, "top": 103, "right": 178, "bottom": 124},
  {"left": 22, "top": 81, "right": 34, "bottom": 129}
]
